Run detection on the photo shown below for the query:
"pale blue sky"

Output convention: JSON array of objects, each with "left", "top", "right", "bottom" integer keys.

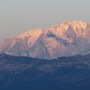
[{"left": 0, "top": 0, "right": 90, "bottom": 42}]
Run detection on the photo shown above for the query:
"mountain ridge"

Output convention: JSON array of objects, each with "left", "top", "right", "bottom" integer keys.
[
  {"left": 0, "top": 20, "right": 90, "bottom": 59},
  {"left": 0, "top": 53, "right": 90, "bottom": 90}
]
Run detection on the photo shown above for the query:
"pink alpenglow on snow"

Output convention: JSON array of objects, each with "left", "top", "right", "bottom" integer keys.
[{"left": 0, "top": 20, "right": 90, "bottom": 59}]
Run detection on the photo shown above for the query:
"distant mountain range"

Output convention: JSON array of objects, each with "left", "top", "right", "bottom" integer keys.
[
  {"left": 0, "top": 20, "right": 90, "bottom": 59},
  {"left": 0, "top": 54, "right": 90, "bottom": 90}
]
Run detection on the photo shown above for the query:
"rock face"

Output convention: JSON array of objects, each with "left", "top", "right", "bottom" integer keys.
[{"left": 0, "top": 20, "right": 90, "bottom": 59}]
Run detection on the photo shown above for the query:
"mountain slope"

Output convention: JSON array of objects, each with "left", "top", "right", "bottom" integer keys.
[
  {"left": 0, "top": 54, "right": 90, "bottom": 90},
  {"left": 0, "top": 20, "right": 90, "bottom": 59}
]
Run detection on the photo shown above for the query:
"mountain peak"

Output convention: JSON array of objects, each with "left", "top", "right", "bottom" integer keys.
[
  {"left": 49, "top": 20, "right": 88, "bottom": 31},
  {"left": 18, "top": 29, "right": 43, "bottom": 39},
  {"left": 0, "top": 20, "right": 90, "bottom": 59},
  {"left": 48, "top": 20, "right": 88, "bottom": 39},
  {"left": 64, "top": 20, "right": 87, "bottom": 24},
  {"left": 51, "top": 20, "right": 88, "bottom": 30},
  {"left": 64, "top": 20, "right": 87, "bottom": 29}
]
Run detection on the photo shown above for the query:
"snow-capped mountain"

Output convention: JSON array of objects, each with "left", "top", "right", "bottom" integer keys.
[{"left": 0, "top": 20, "right": 90, "bottom": 59}]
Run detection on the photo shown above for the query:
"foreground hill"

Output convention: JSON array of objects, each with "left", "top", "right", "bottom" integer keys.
[
  {"left": 0, "top": 21, "right": 90, "bottom": 59},
  {"left": 0, "top": 54, "right": 90, "bottom": 90}
]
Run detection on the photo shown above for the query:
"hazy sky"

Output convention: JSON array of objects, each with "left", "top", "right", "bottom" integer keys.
[{"left": 0, "top": 0, "right": 90, "bottom": 42}]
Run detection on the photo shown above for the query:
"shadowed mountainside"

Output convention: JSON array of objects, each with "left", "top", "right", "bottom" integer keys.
[{"left": 0, "top": 54, "right": 90, "bottom": 90}]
